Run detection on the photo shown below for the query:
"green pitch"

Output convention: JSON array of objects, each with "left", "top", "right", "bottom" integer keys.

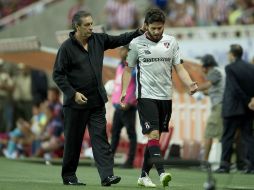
[{"left": 0, "top": 157, "right": 253, "bottom": 190}]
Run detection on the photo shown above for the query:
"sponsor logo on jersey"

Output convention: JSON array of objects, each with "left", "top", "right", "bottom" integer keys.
[
  {"left": 144, "top": 122, "right": 150, "bottom": 129},
  {"left": 144, "top": 50, "right": 151, "bottom": 54},
  {"left": 143, "top": 57, "right": 171, "bottom": 62}
]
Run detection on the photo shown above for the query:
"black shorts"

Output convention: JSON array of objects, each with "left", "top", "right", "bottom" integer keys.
[{"left": 137, "top": 98, "right": 172, "bottom": 134}]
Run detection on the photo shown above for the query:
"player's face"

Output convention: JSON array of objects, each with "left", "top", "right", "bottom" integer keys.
[
  {"left": 146, "top": 22, "right": 164, "bottom": 41},
  {"left": 77, "top": 16, "right": 93, "bottom": 39}
]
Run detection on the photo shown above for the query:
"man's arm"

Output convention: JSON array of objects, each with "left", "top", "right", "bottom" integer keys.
[
  {"left": 103, "top": 25, "right": 146, "bottom": 50},
  {"left": 197, "top": 81, "right": 212, "bottom": 91},
  {"left": 174, "top": 64, "right": 198, "bottom": 95},
  {"left": 225, "top": 66, "right": 251, "bottom": 106},
  {"left": 52, "top": 46, "right": 76, "bottom": 100}
]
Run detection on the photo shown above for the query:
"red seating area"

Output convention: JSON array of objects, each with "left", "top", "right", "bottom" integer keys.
[{"left": 0, "top": 0, "right": 39, "bottom": 19}]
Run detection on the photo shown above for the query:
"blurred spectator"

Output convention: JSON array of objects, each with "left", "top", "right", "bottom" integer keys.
[
  {"left": 154, "top": 0, "right": 254, "bottom": 28},
  {"left": 212, "top": 0, "right": 230, "bottom": 25},
  {"left": 198, "top": 54, "right": 225, "bottom": 161},
  {"left": 13, "top": 63, "right": 48, "bottom": 123},
  {"left": 35, "top": 103, "right": 63, "bottom": 159},
  {"left": 2, "top": 101, "right": 47, "bottom": 159},
  {"left": 196, "top": 0, "right": 215, "bottom": 26},
  {"left": 3, "top": 87, "right": 62, "bottom": 159},
  {"left": 228, "top": 3, "right": 243, "bottom": 25},
  {"left": 167, "top": 0, "right": 195, "bottom": 27},
  {"left": 0, "top": 61, "right": 14, "bottom": 132},
  {"left": 104, "top": 0, "right": 139, "bottom": 30},
  {"left": 67, "top": 0, "right": 89, "bottom": 29},
  {"left": 150, "top": 0, "right": 168, "bottom": 12},
  {"left": 0, "top": 0, "right": 39, "bottom": 19},
  {"left": 32, "top": 86, "right": 62, "bottom": 155},
  {"left": 47, "top": 86, "right": 62, "bottom": 119},
  {"left": 110, "top": 45, "right": 137, "bottom": 168}
]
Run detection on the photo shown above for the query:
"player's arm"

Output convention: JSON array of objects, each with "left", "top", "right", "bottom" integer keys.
[
  {"left": 174, "top": 63, "right": 198, "bottom": 95},
  {"left": 197, "top": 81, "right": 212, "bottom": 91},
  {"left": 172, "top": 38, "right": 197, "bottom": 94},
  {"left": 121, "top": 67, "right": 132, "bottom": 101},
  {"left": 121, "top": 41, "right": 138, "bottom": 102}
]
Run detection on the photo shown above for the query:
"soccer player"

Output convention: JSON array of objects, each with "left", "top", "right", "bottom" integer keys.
[{"left": 121, "top": 8, "right": 198, "bottom": 187}]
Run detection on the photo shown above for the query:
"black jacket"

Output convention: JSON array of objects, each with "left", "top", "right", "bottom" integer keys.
[
  {"left": 53, "top": 29, "right": 142, "bottom": 109},
  {"left": 222, "top": 59, "right": 254, "bottom": 117}
]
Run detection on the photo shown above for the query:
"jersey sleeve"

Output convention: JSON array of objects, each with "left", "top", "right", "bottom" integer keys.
[
  {"left": 172, "top": 38, "right": 181, "bottom": 65},
  {"left": 126, "top": 40, "right": 138, "bottom": 68}
]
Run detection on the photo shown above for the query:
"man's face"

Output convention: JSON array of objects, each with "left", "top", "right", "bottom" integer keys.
[
  {"left": 202, "top": 66, "right": 208, "bottom": 74},
  {"left": 146, "top": 22, "right": 164, "bottom": 41},
  {"left": 228, "top": 51, "right": 234, "bottom": 63},
  {"left": 76, "top": 16, "right": 93, "bottom": 39}
]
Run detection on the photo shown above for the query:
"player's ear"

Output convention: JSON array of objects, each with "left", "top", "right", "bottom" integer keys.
[
  {"left": 75, "top": 24, "right": 80, "bottom": 31},
  {"left": 144, "top": 23, "right": 148, "bottom": 29}
]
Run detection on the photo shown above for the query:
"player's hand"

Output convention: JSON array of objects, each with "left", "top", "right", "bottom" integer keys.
[
  {"left": 120, "top": 103, "right": 130, "bottom": 110},
  {"left": 120, "top": 93, "right": 126, "bottom": 106},
  {"left": 248, "top": 97, "right": 254, "bottom": 111},
  {"left": 75, "top": 92, "right": 88, "bottom": 105},
  {"left": 189, "top": 81, "right": 198, "bottom": 95}
]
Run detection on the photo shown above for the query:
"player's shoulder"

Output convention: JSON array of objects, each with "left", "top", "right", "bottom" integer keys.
[
  {"left": 162, "top": 34, "right": 177, "bottom": 42},
  {"left": 131, "top": 34, "right": 146, "bottom": 44},
  {"left": 129, "top": 34, "right": 147, "bottom": 49}
]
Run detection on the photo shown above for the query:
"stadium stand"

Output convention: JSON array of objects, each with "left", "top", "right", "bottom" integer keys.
[{"left": 0, "top": 0, "right": 62, "bottom": 30}]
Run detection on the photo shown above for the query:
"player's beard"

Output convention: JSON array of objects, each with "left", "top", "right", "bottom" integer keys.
[{"left": 147, "top": 30, "right": 163, "bottom": 42}]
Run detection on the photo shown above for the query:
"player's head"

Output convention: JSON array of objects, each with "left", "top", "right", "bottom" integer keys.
[
  {"left": 228, "top": 44, "right": 243, "bottom": 62},
  {"left": 72, "top": 11, "right": 93, "bottom": 38},
  {"left": 201, "top": 54, "right": 218, "bottom": 74},
  {"left": 144, "top": 8, "right": 165, "bottom": 42}
]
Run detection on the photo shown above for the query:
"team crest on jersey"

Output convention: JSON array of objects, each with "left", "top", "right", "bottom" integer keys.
[
  {"left": 164, "top": 42, "right": 170, "bottom": 48},
  {"left": 144, "top": 50, "right": 151, "bottom": 54},
  {"left": 144, "top": 122, "right": 150, "bottom": 129}
]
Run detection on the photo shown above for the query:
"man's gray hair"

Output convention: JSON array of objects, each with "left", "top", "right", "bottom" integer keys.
[{"left": 72, "top": 11, "right": 92, "bottom": 32}]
